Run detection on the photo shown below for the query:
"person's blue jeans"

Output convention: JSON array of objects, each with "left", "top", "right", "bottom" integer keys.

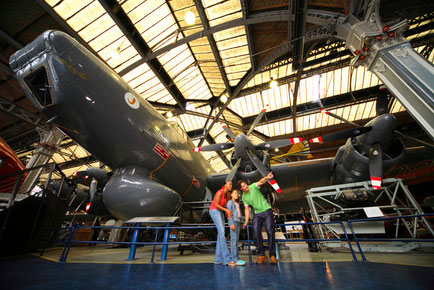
[
  {"left": 230, "top": 221, "right": 241, "bottom": 262},
  {"left": 253, "top": 209, "right": 276, "bottom": 257},
  {"left": 210, "top": 209, "right": 232, "bottom": 265}
]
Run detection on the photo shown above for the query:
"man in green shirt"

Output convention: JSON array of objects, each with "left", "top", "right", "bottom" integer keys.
[{"left": 238, "top": 172, "right": 277, "bottom": 264}]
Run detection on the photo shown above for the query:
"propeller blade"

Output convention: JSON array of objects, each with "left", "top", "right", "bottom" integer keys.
[
  {"left": 309, "top": 127, "right": 372, "bottom": 143},
  {"left": 256, "top": 138, "right": 303, "bottom": 150},
  {"left": 247, "top": 105, "right": 268, "bottom": 136},
  {"left": 192, "top": 143, "right": 234, "bottom": 152},
  {"left": 245, "top": 149, "right": 281, "bottom": 193},
  {"left": 320, "top": 109, "right": 359, "bottom": 127},
  {"left": 369, "top": 143, "right": 383, "bottom": 190},
  {"left": 86, "top": 177, "right": 98, "bottom": 212},
  {"left": 225, "top": 158, "right": 242, "bottom": 182},
  {"left": 220, "top": 123, "right": 236, "bottom": 140}
]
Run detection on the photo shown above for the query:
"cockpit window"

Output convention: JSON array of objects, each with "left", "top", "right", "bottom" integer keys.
[{"left": 23, "top": 66, "right": 52, "bottom": 108}]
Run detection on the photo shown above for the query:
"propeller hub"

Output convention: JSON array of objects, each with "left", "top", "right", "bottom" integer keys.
[
  {"left": 234, "top": 134, "right": 256, "bottom": 160},
  {"left": 358, "top": 114, "right": 396, "bottom": 146}
]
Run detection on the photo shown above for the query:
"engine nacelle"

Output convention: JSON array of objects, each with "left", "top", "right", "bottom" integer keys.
[
  {"left": 230, "top": 151, "right": 269, "bottom": 184},
  {"left": 103, "top": 166, "right": 181, "bottom": 220},
  {"left": 333, "top": 137, "right": 405, "bottom": 184}
]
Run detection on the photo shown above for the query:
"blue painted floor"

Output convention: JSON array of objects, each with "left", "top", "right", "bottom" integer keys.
[{"left": 1, "top": 256, "right": 434, "bottom": 289}]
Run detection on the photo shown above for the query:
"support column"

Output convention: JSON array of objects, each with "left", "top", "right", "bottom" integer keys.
[
  {"left": 19, "top": 127, "right": 64, "bottom": 194},
  {"left": 334, "top": 0, "right": 434, "bottom": 140},
  {"left": 369, "top": 43, "right": 434, "bottom": 139}
]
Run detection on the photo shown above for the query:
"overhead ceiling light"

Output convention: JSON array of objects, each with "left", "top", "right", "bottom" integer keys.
[
  {"left": 220, "top": 94, "right": 228, "bottom": 103},
  {"left": 186, "top": 102, "right": 195, "bottom": 111},
  {"left": 185, "top": 11, "right": 195, "bottom": 25},
  {"left": 270, "top": 78, "right": 278, "bottom": 89},
  {"left": 166, "top": 111, "right": 173, "bottom": 118}
]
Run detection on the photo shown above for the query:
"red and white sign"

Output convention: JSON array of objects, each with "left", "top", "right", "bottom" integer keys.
[
  {"left": 192, "top": 176, "right": 200, "bottom": 188},
  {"left": 153, "top": 143, "right": 170, "bottom": 160}
]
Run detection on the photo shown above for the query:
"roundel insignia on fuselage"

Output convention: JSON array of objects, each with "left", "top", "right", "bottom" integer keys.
[{"left": 125, "top": 92, "right": 140, "bottom": 109}]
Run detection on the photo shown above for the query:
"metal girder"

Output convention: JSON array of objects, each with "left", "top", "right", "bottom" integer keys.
[
  {"left": 292, "top": 0, "right": 307, "bottom": 70},
  {"left": 148, "top": 101, "right": 266, "bottom": 141},
  {"left": 242, "top": 85, "right": 381, "bottom": 127},
  {"left": 198, "top": 25, "right": 333, "bottom": 146},
  {"left": 165, "top": 1, "right": 214, "bottom": 100},
  {"left": 240, "top": 0, "right": 256, "bottom": 70},
  {"left": 194, "top": 0, "right": 232, "bottom": 97},
  {"left": 291, "top": 70, "right": 303, "bottom": 132},
  {"left": 0, "top": 61, "right": 12, "bottom": 75},
  {"left": 118, "top": 9, "right": 344, "bottom": 75},
  {"left": 19, "top": 127, "right": 65, "bottom": 194},
  {"left": 0, "top": 95, "right": 50, "bottom": 131},
  {"left": 98, "top": 0, "right": 186, "bottom": 110},
  {"left": 0, "top": 29, "right": 23, "bottom": 50}
]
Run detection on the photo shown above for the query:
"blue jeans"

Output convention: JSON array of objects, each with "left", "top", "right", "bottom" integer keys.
[
  {"left": 210, "top": 209, "right": 232, "bottom": 265},
  {"left": 253, "top": 209, "right": 276, "bottom": 257},
  {"left": 230, "top": 221, "right": 240, "bottom": 262}
]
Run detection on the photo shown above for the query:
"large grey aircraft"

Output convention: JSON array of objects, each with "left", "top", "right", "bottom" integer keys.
[{"left": 9, "top": 31, "right": 434, "bottom": 219}]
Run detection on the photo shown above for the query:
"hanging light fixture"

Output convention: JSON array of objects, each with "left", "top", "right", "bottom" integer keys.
[
  {"left": 185, "top": 102, "right": 195, "bottom": 111},
  {"left": 220, "top": 94, "right": 228, "bottom": 103},
  {"left": 270, "top": 78, "right": 278, "bottom": 89},
  {"left": 185, "top": 11, "right": 195, "bottom": 25},
  {"left": 166, "top": 111, "right": 173, "bottom": 118}
]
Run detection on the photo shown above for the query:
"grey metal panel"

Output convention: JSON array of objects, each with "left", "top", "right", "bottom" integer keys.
[{"left": 370, "top": 43, "right": 434, "bottom": 140}]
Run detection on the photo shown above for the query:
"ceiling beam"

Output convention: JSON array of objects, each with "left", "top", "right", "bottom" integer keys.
[
  {"left": 240, "top": 0, "right": 256, "bottom": 70},
  {"left": 0, "top": 29, "right": 23, "bottom": 50},
  {"left": 99, "top": 0, "right": 186, "bottom": 110},
  {"left": 194, "top": 0, "right": 232, "bottom": 96},
  {"left": 242, "top": 85, "right": 381, "bottom": 127},
  {"left": 291, "top": 0, "right": 307, "bottom": 70},
  {"left": 148, "top": 101, "right": 267, "bottom": 141},
  {"left": 0, "top": 95, "right": 50, "bottom": 131}
]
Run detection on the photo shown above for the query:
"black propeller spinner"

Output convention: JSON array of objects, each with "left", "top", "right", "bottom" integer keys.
[{"left": 193, "top": 106, "right": 303, "bottom": 193}]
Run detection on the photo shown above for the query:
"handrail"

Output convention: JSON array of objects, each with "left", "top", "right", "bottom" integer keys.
[
  {"left": 56, "top": 220, "right": 357, "bottom": 263},
  {"left": 42, "top": 214, "right": 434, "bottom": 264},
  {"left": 347, "top": 213, "right": 434, "bottom": 262},
  {"left": 0, "top": 162, "right": 74, "bottom": 188}
]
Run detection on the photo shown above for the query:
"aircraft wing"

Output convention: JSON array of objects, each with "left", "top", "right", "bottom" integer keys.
[{"left": 384, "top": 146, "right": 434, "bottom": 185}]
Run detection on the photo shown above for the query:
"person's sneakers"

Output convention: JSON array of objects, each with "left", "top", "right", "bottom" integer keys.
[
  {"left": 256, "top": 255, "right": 267, "bottom": 264},
  {"left": 227, "top": 262, "right": 236, "bottom": 266},
  {"left": 235, "top": 260, "right": 246, "bottom": 266},
  {"left": 270, "top": 255, "right": 278, "bottom": 264}
]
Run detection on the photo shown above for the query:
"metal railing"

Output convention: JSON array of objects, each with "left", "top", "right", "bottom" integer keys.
[
  {"left": 46, "top": 214, "right": 434, "bottom": 263},
  {"left": 0, "top": 162, "right": 76, "bottom": 246},
  {"left": 347, "top": 213, "right": 434, "bottom": 262},
  {"left": 54, "top": 220, "right": 357, "bottom": 263}
]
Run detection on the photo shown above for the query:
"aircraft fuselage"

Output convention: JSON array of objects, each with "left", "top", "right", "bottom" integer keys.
[{"left": 10, "top": 31, "right": 214, "bottom": 219}]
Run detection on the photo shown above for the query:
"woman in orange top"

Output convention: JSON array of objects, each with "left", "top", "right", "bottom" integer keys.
[{"left": 209, "top": 180, "right": 235, "bottom": 266}]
